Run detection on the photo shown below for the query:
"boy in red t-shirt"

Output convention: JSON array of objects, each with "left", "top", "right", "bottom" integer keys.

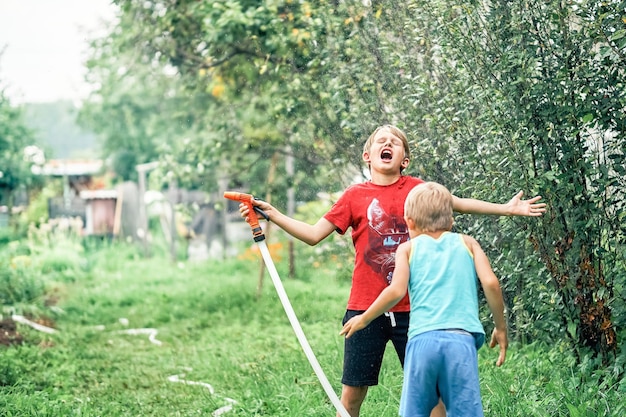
[{"left": 240, "top": 124, "right": 545, "bottom": 417}]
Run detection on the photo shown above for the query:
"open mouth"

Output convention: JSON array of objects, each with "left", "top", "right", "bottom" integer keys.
[{"left": 381, "top": 149, "right": 393, "bottom": 161}]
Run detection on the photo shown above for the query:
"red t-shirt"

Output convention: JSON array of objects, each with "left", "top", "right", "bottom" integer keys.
[{"left": 324, "top": 176, "right": 424, "bottom": 312}]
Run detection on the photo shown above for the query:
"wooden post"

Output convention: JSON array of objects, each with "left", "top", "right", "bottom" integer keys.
[
  {"left": 113, "top": 186, "right": 124, "bottom": 238},
  {"left": 217, "top": 177, "right": 229, "bottom": 260},
  {"left": 286, "top": 145, "right": 295, "bottom": 279},
  {"left": 136, "top": 161, "right": 159, "bottom": 257},
  {"left": 168, "top": 181, "right": 178, "bottom": 263}
]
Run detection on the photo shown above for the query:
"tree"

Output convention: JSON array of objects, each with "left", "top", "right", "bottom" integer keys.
[
  {"left": 0, "top": 85, "right": 39, "bottom": 205},
  {"left": 415, "top": 0, "right": 626, "bottom": 363},
  {"left": 84, "top": 0, "right": 353, "bottom": 197}
]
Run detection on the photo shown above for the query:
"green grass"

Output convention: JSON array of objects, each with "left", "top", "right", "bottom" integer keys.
[{"left": 1, "top": 239, "right": 625, "bottom": 416}]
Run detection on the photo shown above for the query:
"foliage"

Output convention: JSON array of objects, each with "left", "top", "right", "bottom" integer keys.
[
  {"left": 0, "top": 256, "right": 45, "bottom": 306},
  {"left": 0, "top": 219, "right": 87, "bottom": 312},
  {"left": 421, "top": 0, "right": 626, "bottom": 363},
  {"left": 0, "top": 84, "right": 42, "bottom": 211},
  {"left": 289, "top": 194, "right": 354, "bottom": 283},
  {"left": 481, "top": 341, "right": 626, "bottom": 416},
  {"left": 82, "top": 0, "right": 353, "bottom": 196},
  {"left": 19, "top": 179, "right": 63, "bottom": 228},
  {"left": 79, "top": 36, "right": 178, "bottom": 182}
]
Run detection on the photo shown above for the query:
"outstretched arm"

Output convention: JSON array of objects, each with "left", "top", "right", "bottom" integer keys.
[
  {"left": 453, "top": 190, "right": 546, "bottom": 217},
  {"left": 239, "top": 199, "right": 335, "bottom": 246}
]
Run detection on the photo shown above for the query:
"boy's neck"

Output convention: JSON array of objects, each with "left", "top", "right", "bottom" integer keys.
[
  {"left": 369, "top": 171, "right": 402, "bottom": 186},
  {"left": 409, "top": 229, "right": 448, "bottom": 239}
]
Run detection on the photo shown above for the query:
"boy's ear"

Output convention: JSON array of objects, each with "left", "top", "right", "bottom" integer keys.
[
  {"left": 401, "top": 157, "right": 410, "bottom": 169},
  {"left": 405, "top": 216, "right": 415, "bottom": 229},
  {"left": 363, "top": 151, "right": 371, "bottom": 163}
]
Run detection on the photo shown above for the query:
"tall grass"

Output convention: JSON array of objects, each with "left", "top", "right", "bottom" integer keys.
[{"left": 1, "top": 237, "right": 624, "bottom": 416}]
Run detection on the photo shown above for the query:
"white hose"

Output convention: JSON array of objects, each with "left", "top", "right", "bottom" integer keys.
[
  {"left": 257, "top": 240, "right": 351, "bottom": 417},
  {"left": 12, "top": 314, "right": 56, "bottom": 334}
]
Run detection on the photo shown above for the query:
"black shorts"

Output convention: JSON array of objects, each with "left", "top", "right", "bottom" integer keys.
[{"left": 341, "top": 310, "right": 410, "bottom": 387}]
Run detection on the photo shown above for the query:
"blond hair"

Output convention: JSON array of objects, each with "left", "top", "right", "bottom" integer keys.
[
  {"left": 404, "top": 182, "right": 454, "bottom": 232},
  {"left": 363, "top": 125, "right": 411, "bottom": 171}
]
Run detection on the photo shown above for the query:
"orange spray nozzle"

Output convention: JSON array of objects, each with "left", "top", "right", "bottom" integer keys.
[
  {"left": 223, "top": 191, "right": 265, "bottom": 242},
  {"left": 223, "top": 191, "right": 254, "bottom": 203}
]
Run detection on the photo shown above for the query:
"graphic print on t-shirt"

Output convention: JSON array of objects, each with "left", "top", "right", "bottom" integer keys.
[{"left": 364, "top": 198, "right": 409, "bottom": 284}]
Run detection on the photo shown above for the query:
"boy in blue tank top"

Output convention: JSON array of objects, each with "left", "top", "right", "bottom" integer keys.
[{"left": 340, "top": 181, "right": 508, "bottom": 417}]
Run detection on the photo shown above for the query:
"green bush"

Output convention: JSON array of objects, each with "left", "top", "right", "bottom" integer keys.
[
  {"left": 0, "top": 257, "right": 46, "bottom": 306},
  {"left": 0, "top": 228, "right": 15, "bottom": 246},
  {"left": 291, "top": 197, "right": 354, "bottom": 283}
]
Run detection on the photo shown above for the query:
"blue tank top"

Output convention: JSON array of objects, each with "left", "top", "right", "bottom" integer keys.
[{"left": 407, "top": 232, "right": 485, "bottom": 347}]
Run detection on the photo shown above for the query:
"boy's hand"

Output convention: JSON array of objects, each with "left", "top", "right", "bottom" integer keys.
[
  {"left": 239, "top": 199, "right": 273, "bottom": 224},
  {"left": 339, "top": 315, "right": 369, "bottom": 339},
  {"left": 507, "top": 191, "right": 546, "bottom": 217},
  {"left": 489, "top": 328, "right": 508, "bottom": 366}
]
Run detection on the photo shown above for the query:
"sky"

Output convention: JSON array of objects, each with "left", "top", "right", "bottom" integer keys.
[{"left": 0, "top": 0, "right": 117, "bottom": 104}]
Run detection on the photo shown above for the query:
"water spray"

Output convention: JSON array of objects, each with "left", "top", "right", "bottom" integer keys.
[{"left": 224, "top": 191, "right": 350, "bottom": 417}]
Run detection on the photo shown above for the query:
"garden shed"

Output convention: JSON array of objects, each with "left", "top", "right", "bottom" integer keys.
[
  {"left": 79, "top": 189, "right": 118, "bottom": 236},
  {"left": 41, "top": 159, "right": 105, "bottom": 221}
]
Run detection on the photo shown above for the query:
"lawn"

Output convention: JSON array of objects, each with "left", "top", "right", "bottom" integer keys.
[{"left": 1, "top": 236, "right": 624, "bottom": 416}]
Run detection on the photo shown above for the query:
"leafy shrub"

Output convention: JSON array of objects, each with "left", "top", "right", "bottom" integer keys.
[
  {"left": 0, "top": 228, "right": 15, "bottom": 246},
  {"left": 291, "top": 196, "right": 354, "bottom": 283},
  {"left": 0, "top": 257, "right": 45, "bottom": 305},
  {"left": 38, "top": 247, "right": 86, "bottom": 281},
  {"left": 20, "top": 181, "right": 63, "bottom": 228}
]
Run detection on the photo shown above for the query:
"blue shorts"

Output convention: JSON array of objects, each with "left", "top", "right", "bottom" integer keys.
[
  {"left": 341, "top": 310, "right": 409, "bottom": 386},
  {"left": 399, "top": 330, "right": 483, "bottom": 417}
]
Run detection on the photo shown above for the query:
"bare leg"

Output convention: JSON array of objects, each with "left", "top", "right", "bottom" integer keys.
[
  {"left": 337, "top": 384, "right": 368, "bottom": 417},
  {"left": 430, "top": 399, "right": 446, "bottom": 417}
]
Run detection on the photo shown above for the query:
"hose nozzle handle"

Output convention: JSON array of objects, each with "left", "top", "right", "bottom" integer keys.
[{"left": 223, "top": 191, "right": 265, "bottom": 241}]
